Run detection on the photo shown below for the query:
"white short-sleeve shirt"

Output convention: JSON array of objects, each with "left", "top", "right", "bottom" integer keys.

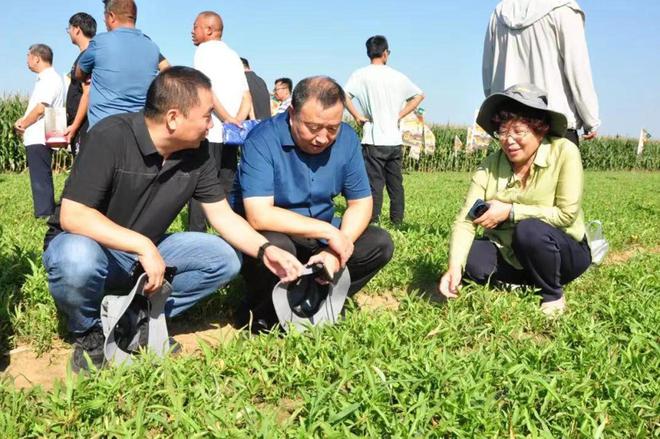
[
  {"left": 345, "top": 64, "right": 422, "bottom": 146},
  {"left": 23, "top": 67, "right": 64, "bottom": 146},
  {"left": 194, "top": 40, "right": 249, "bottom": 143}
]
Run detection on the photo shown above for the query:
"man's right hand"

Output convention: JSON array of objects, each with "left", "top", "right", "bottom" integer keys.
[
  {"left": 583, "top": 130, "right": 598, "bottom": 140},
  {"left": 224, "top": 116, "right": 243, "bottom": 128},
  {"left": 14, "top": 119, "right": 25, "bottom": 135},
  {"left": 262, "top": 245, "right": 304, "bottom": 283},
  {"left": 64, "top": 125, "right": 79, "bottom": 144},
  {"left": 327, "top": 228, "right": 354, "bottom": 267},
  {"left": 355, "top": 115, "right": 370, "bottom": 126},
  {"left": 136, "top": 240, "right": 166, "bottom": 294}
]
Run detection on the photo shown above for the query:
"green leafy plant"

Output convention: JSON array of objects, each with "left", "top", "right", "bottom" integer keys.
[{"left": 0, "top": 171, "right": 658, "bottom": 436}]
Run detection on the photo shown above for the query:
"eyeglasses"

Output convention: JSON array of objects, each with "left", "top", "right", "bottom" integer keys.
[
  {"left": 494, "top": 128, "right": 531, "bottom": 142},
  {"left": 273, "top": 87, "right": 288, "bottom": 92}
]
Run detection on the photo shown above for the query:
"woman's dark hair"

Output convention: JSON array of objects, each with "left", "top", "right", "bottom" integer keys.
[{"left": 491, "top": 102, "right": 551, "bottom": 137}]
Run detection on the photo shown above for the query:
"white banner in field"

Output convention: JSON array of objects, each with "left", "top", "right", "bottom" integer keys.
[
  {"left": 637, "top": 128, "right": 651, "bottom": 155},
  {"left": 465, "top": 109, "right": 492, "bottom": 153},
  {"left": 453, "top": 135, "right": 463, "bottom": 152},
  {"left": 465, "top": 126, "right": 492, "bottom": 153},
  {"left": 401, "top": 112, "right": 436, "bottom": 160}
]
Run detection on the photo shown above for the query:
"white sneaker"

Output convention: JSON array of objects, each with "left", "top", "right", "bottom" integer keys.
[{"left": 540, "top": 296, "right": 566, "bottom": 317}]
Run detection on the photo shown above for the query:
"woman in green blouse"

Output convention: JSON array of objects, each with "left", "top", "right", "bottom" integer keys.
[{"left": 438, "top": 84, "right": 592, "bottom": 315}]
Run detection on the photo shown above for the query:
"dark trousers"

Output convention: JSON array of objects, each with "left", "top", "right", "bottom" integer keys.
[
  {"left": 239, "top": 225, "right": 395, "bottom": 328},
  {"left": 362, "top": 144, "right": 405, "bottom": 224},
  {"left": 71, "top": 119, "right": 89, "bottom": 157},
  {"left": 564, "top": 129, "right": 580, "bottom": 147},
  {"left": 187, "top": 142, "right": 238, "bottom": 231},
  {"left": 25, "top": 143, "right": 55, "bottom": 217},
  {"left": 463, "top": 219, "right": 591, "bottom": 303}
]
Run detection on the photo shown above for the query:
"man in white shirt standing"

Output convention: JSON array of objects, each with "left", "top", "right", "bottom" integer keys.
[
  {"left": 482, "top": 0, "right": 600, "bottom": 146},
  {"left": 14, "top": 44, "right": 64, "bottom": 218},
  {"left": 188, "top": 10, "right": 251, "bottom": 231},
  {"left": 345, "top": 35, "right": 424, "bottom": 225}
]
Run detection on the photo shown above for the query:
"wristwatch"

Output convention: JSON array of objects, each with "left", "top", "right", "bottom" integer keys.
[{"left": 257, "top": 242, "right": 273, "bottom": 262}]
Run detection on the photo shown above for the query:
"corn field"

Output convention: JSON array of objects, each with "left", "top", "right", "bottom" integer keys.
[
  {"left": 1, "top": 96, "right": 658, "bottom": 173},
  {"left": 0, "top": 95, "right": 72, "bottom": 172},
  {"left": 402, "top": 124, "right": 660, "bottom": 172}
]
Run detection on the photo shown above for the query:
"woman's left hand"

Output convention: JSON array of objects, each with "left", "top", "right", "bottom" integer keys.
[{"left": 473, "top": 199, "right": 512, "bottom": 229}]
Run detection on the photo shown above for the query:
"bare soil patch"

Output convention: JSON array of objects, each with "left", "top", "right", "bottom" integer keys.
[
  {"left": 1, "top": 323, "right": 240, "bottom": 391},
  {"left": 356, "top": 291, "right": 401, "bottom": 312},
  {"left": 604, "top": 245, "right": 660, "bottom": 265}
]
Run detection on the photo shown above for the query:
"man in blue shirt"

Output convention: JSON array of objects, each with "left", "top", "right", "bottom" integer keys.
[
  {"left": 233, "top": 76, "right": 394, "bottom": 332},
  {"left": 75, "top": 0, "right": 169, "bottom": 128}
]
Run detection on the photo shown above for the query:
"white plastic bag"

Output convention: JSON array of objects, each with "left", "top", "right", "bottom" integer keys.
[
  {"left": 586, "top": 220, "right": 609, "bottom": 265},
  {"left": 43, "top": 107, "right": 68, "bottom": 148}
]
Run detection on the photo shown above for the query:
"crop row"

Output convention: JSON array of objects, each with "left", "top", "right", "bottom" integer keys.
[{"left": 1, "top": 95, "right": 658, "bottom": 172}]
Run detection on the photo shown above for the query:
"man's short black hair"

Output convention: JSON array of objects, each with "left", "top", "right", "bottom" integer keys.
[
  {"left": 144, "top": 66, "right": 212, "bottom": 120},
  {"left": 69, "top": 12, "right": 97, "bottom": 39},
  {"left": 275, "top": 78, "right": 293, "bottom": 93},
  {"left": 240, "top": 57, "right": 249, "bottom": 69},
  {"left": 366, "top": 35, "right": 389, "bottom": 59},
  {"left": 28, "top": 44, "right": 53, "bottom": 65},
  {"left": 291, "top": 76, "right": 345, "bottom": 112}
]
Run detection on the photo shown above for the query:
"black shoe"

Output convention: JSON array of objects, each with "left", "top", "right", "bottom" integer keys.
[
  {"left": 70, "top": 326, "right": 105, "bottom": 373},
  {"left": 168, "top": 337, "right": 182, "bottom": 355},
  {"left": 251, "top": 318, "right": 274, "bottom": 335},
  {"left": 234, "top": 299, "right": 277, "bottom": 334}
]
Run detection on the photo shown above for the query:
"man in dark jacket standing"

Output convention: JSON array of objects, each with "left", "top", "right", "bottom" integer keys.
[
  {"left": 64, "top": 12, "right": 97, "bottom": 154},
  {"left": 241, "top": 57, "right": 271, "bottom": 120}
]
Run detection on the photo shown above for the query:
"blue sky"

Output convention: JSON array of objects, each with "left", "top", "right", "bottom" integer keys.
[{"left": 1, "top": 0, "right": 658, "bottom": 138}]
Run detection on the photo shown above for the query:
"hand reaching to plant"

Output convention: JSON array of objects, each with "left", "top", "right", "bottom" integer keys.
[{"left": 438, "top": 265, "right": 462, "bottom": 299}]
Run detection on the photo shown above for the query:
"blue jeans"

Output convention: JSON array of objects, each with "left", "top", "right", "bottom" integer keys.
[{"left": 43, "top": 232, "right": 242, "bottom": 335}]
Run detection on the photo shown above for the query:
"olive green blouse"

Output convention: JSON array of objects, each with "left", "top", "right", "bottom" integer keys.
[{"left": 448, "top": 136, "right": 586, "bottom": 270}]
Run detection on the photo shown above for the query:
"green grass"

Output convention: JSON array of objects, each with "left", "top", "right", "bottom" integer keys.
[{"left": 0, "top": 171, "right": 659, "bottom": 436}]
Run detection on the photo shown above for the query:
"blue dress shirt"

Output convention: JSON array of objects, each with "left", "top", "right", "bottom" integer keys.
[{"left": 232, "top": 112, "right": 371, "bottom": 225}]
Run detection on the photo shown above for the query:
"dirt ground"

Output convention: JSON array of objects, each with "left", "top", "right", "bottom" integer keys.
[
  {"left": 602, "top": 245, "right": 660, "bottom": 265},
  {"left": 1, "top": 322, "right": 241, "bottom": 391},
  {"left": 1, "top": 292, "right": 407, "bottom": 391}
]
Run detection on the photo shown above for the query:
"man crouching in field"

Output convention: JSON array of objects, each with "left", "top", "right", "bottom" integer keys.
[
  {"left": 232, "top": 76, "right": 394, "bottom": 332},
  {"left": 42, "top": 67, "right": 303, "bottom": 372}
]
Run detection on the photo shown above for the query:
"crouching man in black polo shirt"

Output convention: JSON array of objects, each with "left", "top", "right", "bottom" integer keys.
[{"left": 42, "top": 67, "right": 304, "bottom": 372}]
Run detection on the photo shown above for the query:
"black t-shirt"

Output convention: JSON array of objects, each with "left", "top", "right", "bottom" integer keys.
[
  {"left": 245, "top": 71, "right": 271, "bottom": 121},
  {"left": 45, "top": 112, "right": 225, "bottom": 249},
  {"left": 66, "top": 51, "right": 85, "bottom": 125}
]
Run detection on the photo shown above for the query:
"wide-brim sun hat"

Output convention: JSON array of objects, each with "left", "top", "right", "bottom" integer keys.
[
  {"left": 476, "top": 83, "right": 568, "bottom": 138},
  {"left": 272, "top": 265, "right": 350, "bottom": 333},
  {"left": 101, "top": 273, "right": 172, "bottom": 366}
]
